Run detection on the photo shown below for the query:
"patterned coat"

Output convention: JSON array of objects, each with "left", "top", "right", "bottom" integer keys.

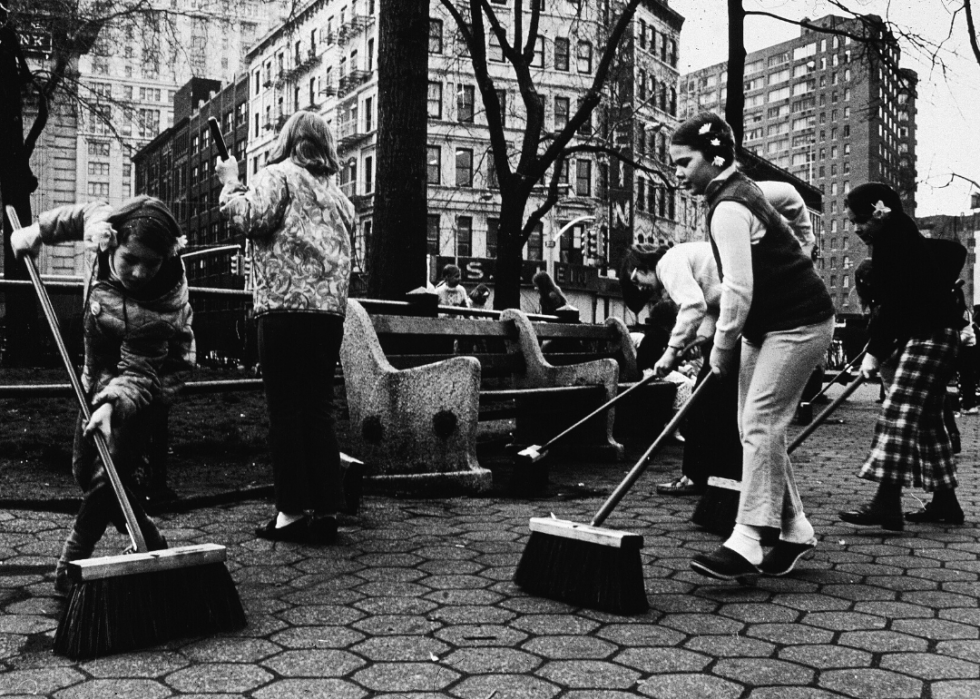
[
  {"left": 220, "top": 159, "right": 354, "bottom": 318},
  {"left": 37, "top": 201, "right": 196, "bottom": 422}
]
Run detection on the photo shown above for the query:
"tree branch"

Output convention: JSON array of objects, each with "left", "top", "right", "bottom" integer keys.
[{"left": 965, "top": 0, "right": 980, "bottom": 69}]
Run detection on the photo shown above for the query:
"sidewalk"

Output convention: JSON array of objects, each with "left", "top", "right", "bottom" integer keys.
[{"left": 1, "top": 383, "right": 978, "bottom": 698}]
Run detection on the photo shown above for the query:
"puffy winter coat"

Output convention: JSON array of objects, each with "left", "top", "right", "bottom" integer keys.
[{"left": 37, "top": 201, "right": 195, "bottom": 421}]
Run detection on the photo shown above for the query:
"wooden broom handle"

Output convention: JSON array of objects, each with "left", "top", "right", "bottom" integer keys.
[
  {"left": 208, "top": 117, "right": 229, "bottom": 160},
  {"left": 591, "top": 371, "right": 717, "bottom": 527},
  {"left": 789, "top": 374, "right": 865, "bottom": 454},
  {"left": 6, "top": 206, "right": 147, "bottom": 552}
]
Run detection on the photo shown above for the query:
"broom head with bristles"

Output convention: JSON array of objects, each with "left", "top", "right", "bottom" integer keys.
[
  {"left": 691, "top": 477, "right": 740, "bottom": 536},
  {"left": 54, "top": 543, "right": 246, "bottom": 659},
  {"left": 514, "top": 517, "right": 648, "bottom": 614}
]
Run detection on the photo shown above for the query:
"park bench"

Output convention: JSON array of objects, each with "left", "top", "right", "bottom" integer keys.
[{"left": 340, "top": 298, "right": 676, "bottom": 493}]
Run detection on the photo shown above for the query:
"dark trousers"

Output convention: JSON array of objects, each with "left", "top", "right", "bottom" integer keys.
[
  {"left": 958, "top": 344, "right": 978, "bottom": 410},
  {"left": 681, "top": 346, "right": 742, "bottom": 487},
  {"left": 258, "top": 312, "right": 346, "bottom": 515},
  {"left": 71, "top": 409, "right": 164, "bottom": 549}
]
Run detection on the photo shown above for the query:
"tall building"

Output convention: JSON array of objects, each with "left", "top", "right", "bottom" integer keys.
[
  {"left": 26, "top": 0, "right": 285, "bottom": 276},
  {"left": 917, "top": 211, "right": 979, "bottom": 311},
  {"left": 678, "top": 14, "right": 917, "bottom": 316}
]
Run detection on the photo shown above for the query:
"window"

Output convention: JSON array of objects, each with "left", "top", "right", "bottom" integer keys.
[
  {"left": 457, "top": 85, "right": 474, "bottom": 123},
  {"left": 364, "top": 155, "right": 373, "bottom": 193},
  {"left": 87, "top": 182, "right": 110, "bottom": 197},
  {"left": 429, "top": 19, "right": 443, "bottom": 54},
  {"left": 88, "top": 162, "right": 110, "bottom": 176},
  {"left": 457, "top": 216, "right": 473, "bottom": 257},
  {"left": 555, "top": 37, "right": 569, "bottom": 71},
  {"left": 554, "top": 96, "right": 569, "bottom": 129},
  {"left": 575, "top": 159, "right": 592, "bottom": 196},
  {"left": 637, "top": 175, "right": 646, "bottom": 211},
  {"left": 427, "top": 145, "right": 441, "bottom": 184},
  {"left": 456, "top": 147, "right": 473, "bottom": 187},
  {"left": 87, "top": 140, "right": 110, "bottom": 157},
  {"left": 489, "top": 33, "right": 504, "bottom": 62},
  {"left": 496, "top": 90, "right": 506, "bottom": 127},
  {"left": 526, "top": 222, "right": 543, "bottom": 261},
  {"left": 576, "top": 40, "right": 592, "bottom": 73},
  {"left": 486, "top": 148, "right": 498, "bottom": 188},
  {"left": 368, "top": 38, "right": 375, "bottom": 72},
  {"left": 486, "top": 218, "right": 499, "bottom": 257},
  {"left": 427, "top": 215, "right": 440, "bottom": 254},
  {"left": 531, "top": 36, "right": 544, "bottom": 68},
  {"left": 365, "top": 96, "right": 374, "bottom": 132}
]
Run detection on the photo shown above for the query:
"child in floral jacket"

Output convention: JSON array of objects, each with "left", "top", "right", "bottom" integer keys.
[{"left": 12, "top": 196, "right": 195, "bottom": 594}]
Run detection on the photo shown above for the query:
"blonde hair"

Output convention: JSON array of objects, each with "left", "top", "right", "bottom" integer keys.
[{"left": 269, "top": 111, "right": 340, "bottom": 176}]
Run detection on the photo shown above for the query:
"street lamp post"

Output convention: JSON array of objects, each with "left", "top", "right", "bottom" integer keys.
[{"left": 546, "top": 214, "right": 595, "bottom": 277}]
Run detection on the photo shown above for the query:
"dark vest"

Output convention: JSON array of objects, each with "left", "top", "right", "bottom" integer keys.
[{"left": 705, "top": 172, "right": 834, "bottom": 343}]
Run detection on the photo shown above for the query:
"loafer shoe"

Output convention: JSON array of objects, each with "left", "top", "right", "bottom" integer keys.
[
  {"left": 839, "top": 504, "right": 903, "bottom": 531},
  {"left": 759, "top": 539, "right": 817, "bottom": 576},
  {"left": 690, "top": 546, "right": 760, "bottom": 581},
  {"left": 905, "top": 504, "right": 965, "bottom": 525},
  {"left": 255, "top": 516, "right": 310, "bottom": 543}
]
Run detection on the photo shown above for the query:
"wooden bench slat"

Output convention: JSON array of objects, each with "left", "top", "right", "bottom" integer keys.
[{"left": 372, "top": 315, "right": 516, "bottom": 338}]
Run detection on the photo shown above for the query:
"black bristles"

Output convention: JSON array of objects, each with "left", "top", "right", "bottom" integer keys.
[
  {"left": 54, "top": 563, "right": 246, "bottom": 659},
  {"left": 691, "top": 487, "right": 740, "bottom": 537},
  {"left": 513, "top": 531, "right": 648, "bottom": 614}
]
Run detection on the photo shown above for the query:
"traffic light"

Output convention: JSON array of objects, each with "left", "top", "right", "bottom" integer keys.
[
  {"left": 586, "top": 229, "right": 598, "bottom": 258},
  {"left": 243, "top": 257, "right": 252, "bottom": 276},
  {"left": 230, "top": 254, "right": 239, "bottom": 275}
]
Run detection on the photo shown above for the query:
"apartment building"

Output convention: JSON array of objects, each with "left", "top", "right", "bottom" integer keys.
[
  {"left": 679, "top": 14, "right": 917, "bottom": 316},
  {"left": 233, "top": 0, "right": 685, "bottom": 319}
]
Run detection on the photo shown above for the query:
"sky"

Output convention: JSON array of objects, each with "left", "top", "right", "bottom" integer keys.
[{"left": 668, "top": 0, "right": 980, "bottom": 217}]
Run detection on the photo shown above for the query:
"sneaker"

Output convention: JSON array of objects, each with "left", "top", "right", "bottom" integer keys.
[
  {"left": 690, "top": 546, "right": 760, "bottom": 581},
  {"left": 759, "top": 539, "right": 817, "bottom": 576},
  {"left": 905, "top": 501, "right": 965, "bottom": 525}
]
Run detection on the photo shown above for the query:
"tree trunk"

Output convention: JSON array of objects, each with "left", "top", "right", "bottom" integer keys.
[
  {"left": 492, "top": 197, "right": 528, "bottom": 310},
  {"left": 369, "top": 0, "right": 429, "bottom": 300},
  {"left": 0, "top": 22, "right": 39, "bottom": 366},
  {"left": 725, "top": 0, "right": 747, "bottom": 147}
]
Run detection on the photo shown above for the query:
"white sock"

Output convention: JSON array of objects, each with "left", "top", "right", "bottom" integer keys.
[
  {"left": 724, "top": 525, "right": 764, "bottom": 565},
  {"left": 276, "top": 512, "right": 305, "bottom": 528},
  {"left": 780, "top": 515, "right": 815, "bottom": 545}
]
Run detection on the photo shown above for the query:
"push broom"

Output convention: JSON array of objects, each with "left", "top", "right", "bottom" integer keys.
[
  {"left": 513, "top": 373, "right": 717, "bottom": 614},
  {"left": 691, "top": 371, "right": 868, "bottom": 536},
  {"left": 6, "top": 206, "right": 246, "bottom": 659},
  {"left": 796, "top": 343, "right": 868, "bottom": 424},
  {"left": 512, "top": 338, "right": 707, "bottom": 496}
]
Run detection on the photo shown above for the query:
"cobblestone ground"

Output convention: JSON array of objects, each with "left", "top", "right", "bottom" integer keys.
[{"left": 1, "top": 383, "right": 978, "bottom": 698}]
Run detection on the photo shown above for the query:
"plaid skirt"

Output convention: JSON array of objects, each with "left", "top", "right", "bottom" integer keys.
[{"left": 859, "top": 327, "right": 959, "bottom": 490}]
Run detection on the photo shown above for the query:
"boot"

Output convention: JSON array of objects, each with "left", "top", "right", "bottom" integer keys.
[
  {"left": 54, "top": 529, "right": 97, "bottom": 596},
  {"left": 906, "top": 488, "right": 965, "bottom": 524},
  {"left": 840, "top": 482, "right": 904, "bottom": 531}
]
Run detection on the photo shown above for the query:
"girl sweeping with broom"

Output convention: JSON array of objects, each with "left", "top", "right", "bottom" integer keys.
[
  {"left": 11, "top": 196, "right": 194, "bottom": 596},
  {"left": 668, "top": 112, "right": 835, "bottom": 580}
]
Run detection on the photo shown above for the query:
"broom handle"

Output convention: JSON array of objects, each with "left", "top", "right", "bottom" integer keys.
[
  {"left": 208, "top": 117, "right": 229, "bottom": 160},
  {"left": 540, "top": 337, "right": 708, "bottom": 452},
  {"left": 789, "top": 374, "right": 865, "bottom": 454},
  {"left": 591, "top": 371, "right": 717, "bottom": 527},
  {"left": 806, "top": 342, "right": 867, "bottom": 405},
  {"left": 6, "top": 206, "right": 148, "bottom": 553}
]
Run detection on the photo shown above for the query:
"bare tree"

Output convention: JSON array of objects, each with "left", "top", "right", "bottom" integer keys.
[
  {"left": 0, "top": 0, "right": 269, "bottom": 364},
  {"left": 438, "top": 0, "right": 666, "bottom": 310},
  {"left": 368, "top": 0, "right": 429, "bottom": 300}
]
